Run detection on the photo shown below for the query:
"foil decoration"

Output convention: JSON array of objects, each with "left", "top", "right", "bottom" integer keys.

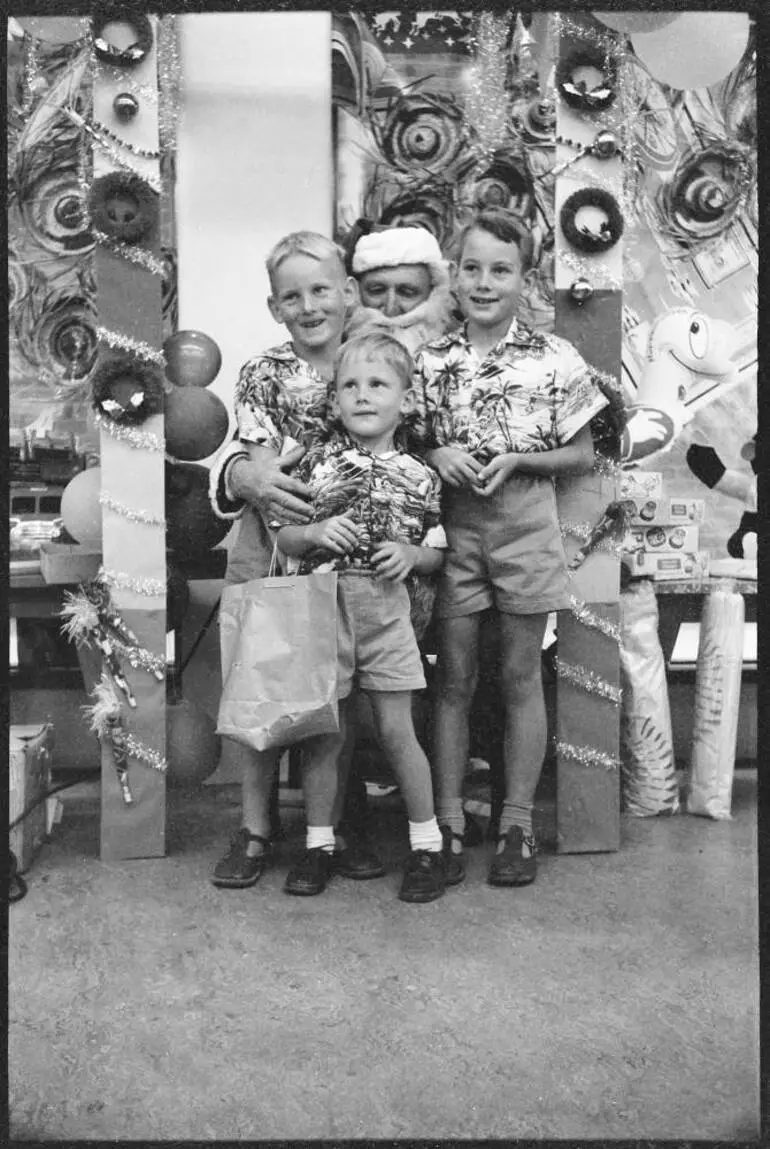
[
  {"left": 686, "top": 585, "right": 745, "bottom": 819},
  {"left": 619, "top": 579, "right": 680, "bottom": 816}
]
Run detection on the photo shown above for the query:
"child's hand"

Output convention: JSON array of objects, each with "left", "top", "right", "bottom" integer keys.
[
  {"left": 310, "top": 515, "right": 359, "bottom": 554},
  {"left": 477, "top": 453, "right": 519, "bottom": 496},
  {"left": 371, "top": 542, "right": 418, "bottom": 583},
  {"left": 430, "top": 446, "right": 483, "bottom": 489}
]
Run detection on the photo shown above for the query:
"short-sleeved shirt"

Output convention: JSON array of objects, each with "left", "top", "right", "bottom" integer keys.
[
  {"left": 234, "top": 342, "right": 334, "bottom": 452},
  {"left": 415, "top": 320, "right": 608, "bottom": 462},
  {"left": 290, "top": 435, "right": 446, "bottom": 576}
]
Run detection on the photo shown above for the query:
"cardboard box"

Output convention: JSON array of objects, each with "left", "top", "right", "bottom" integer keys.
[
  {"left": 39, "top": 542, "right": 101, "bottom": 585},
  {"left": 618, "top": 471, "right": 663, "bottom": 502},
  {"left": 626, "top": 549, "right": 710, "bottom": 582},
  {"left": 622, "top": 496, "right": 705, "bottom": 526},
  {"left": 10, "top": 723, "right": 53, "bottom": 874},
  {"left": 623, "top": 524, "right": 700, "bottom": 554}
]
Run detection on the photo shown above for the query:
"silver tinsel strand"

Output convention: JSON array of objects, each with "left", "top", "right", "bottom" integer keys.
[
  {"left": 556, "top": 739, "right": 621, "bottom": 771},
  {"left": 555, "top": 657, "right": 622, "bottom": 705}
]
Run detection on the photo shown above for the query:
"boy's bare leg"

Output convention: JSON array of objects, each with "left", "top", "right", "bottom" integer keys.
[
  {"left": 303, "top": 697, "right": 350, "bottom": 828},
  {"left": 226, "top": 737, "right": 279, "bottom": 855},
  {"left": 367, "top": 691, "right": 434, "bottom": 822},
  {"left": 432, "top": 614, "right": 481, "bottom": 843},
  {"left": 498, "top": 612, "right": 549, "bottom": 808}
]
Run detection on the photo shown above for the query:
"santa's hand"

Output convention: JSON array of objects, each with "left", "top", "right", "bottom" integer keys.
[{"left": 429, "top": 446, "right": 483, "bottom": 489}]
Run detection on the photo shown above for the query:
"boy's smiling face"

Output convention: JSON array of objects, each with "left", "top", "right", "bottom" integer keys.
[
  {"left": 268, "top": 253, "right": 355, "bottom": 357},
  {"left": 453, "top": 227, "right": 526, "bottom": 336}
]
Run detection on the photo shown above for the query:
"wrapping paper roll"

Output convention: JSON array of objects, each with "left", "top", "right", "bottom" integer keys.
[
  {"left": 619, "top": 580, "right": 681, "bottom": 816},
  {"left": 686, "top": 585, "right": 745, "bottom": 819}
]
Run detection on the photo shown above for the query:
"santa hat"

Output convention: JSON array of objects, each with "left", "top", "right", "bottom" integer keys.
[{"left": 352, "top": 226, "right": 448, "bottom": 286}]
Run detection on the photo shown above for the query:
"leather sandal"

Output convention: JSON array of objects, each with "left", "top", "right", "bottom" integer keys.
[{"left": 211, "top": 828, "right": 272, "bottom": 888}]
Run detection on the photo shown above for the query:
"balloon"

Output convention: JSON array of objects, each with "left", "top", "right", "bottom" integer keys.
[
  {"left": 631, "top": 12, "right": 750, "bottom": 91},
  {"left": 165, "top": 462, "right": 230, "bottom": 563},
  {"left": 60, "top": 466, "right": 103, "bottom": 548},
  {"left": 164, "top": 386, "right": 229, "bottom": 461},
  {"left": 593, "top": 12, "right": 680, "bottom": 35},
  {"left": 166, "top": 698, "right": 220, "bottom": 788},
  {"left": 16, "top": 17, "right": 89, "bottom": 44},
  {"left": 163, "top": 330, "right": 222, "bottom": 388}
]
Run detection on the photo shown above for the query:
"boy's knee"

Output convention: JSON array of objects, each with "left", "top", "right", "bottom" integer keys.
[
  {"left": 436, "top": 665, "right": 477, "bottom": 706},
  {"left": 500, "top": 659, "right": 541, "bottom": 703}
]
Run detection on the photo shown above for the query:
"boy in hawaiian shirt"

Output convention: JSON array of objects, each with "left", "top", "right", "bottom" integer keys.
[
  {"left": 415, "top": 207, "right": 609, "bottom": 888},
  {"left": 276, "top": 330, "right": 457, "bottom": 903}
]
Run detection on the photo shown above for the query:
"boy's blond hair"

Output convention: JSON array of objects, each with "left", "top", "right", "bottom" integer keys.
[
  {"left": 335, "top": 330, "right": 415, "bottom": 393},
  {"left": 265, "top": 231, "right": 347, "bottom": 291}
]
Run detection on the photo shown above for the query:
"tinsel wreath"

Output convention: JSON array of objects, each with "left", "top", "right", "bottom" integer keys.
[
  {"left": 91, "top": 3, "right": 154, "bottom": 69},
  {"left": 90, "top": 353, "right": 165, "bottom": 425},
  {"left": 560, "top": 187, "right": 624, "bottom": 254},
  {"left": 88, "top": 171, "right": 158, "bottom": 244},
  {"left": 556, "top": 46, "right": 618, "bottom": 113}
]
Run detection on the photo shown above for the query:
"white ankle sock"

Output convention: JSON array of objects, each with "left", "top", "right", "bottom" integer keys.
[
  {"left": 307, "top": 825, "right": 335, "bottom": 853},
  {"left": 409, "top": 817, "right": 442, "bottom": 853}
]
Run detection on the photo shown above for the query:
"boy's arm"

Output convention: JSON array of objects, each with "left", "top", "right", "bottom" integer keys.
[
  {"left": 277, "top": 515, "right": 359, "bottom": 559},
  {"left": 477, "top": 424, "right": 595, "bottom": 496}
]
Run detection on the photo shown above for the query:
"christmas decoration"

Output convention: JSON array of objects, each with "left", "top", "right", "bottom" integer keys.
[
  {"left": 95, "top": 326, "right": 166, "bottom": 367},
  {"left": 90, "top": 353, "right": 165, "bottom": 424},
  {"left": 163, "top": 330, "right": 223, "bottom": 388},
  {"left": 112, "top": 92, "right": 139, "bottom": 122},
  {"left": 569, "top": 277, "right": 593, "bottom": 304},
  {"left": 60, "top": 466, "right": 103, "bottom": 547},
  {"left": 556, "top": 47, "right": 618, "bottom": 113},
  {"left": 88, "top": 171, "right": 159, "bottom": 244},
  {"left": 630, "top": 12, "right": 750, "bottom": 92},
  {"left": 555, "top": 740, "right": 621, "bottom": 772},
  {"left": 94, "top": 412, "right": 165, "bottom": 453},
  {"left": 164, "top": 386, "right": 229, "bottom": 461},
  {"left": 560, "top": 186, "right": 624, "bottom": 253},
  {"left": 91, "top": 5, "right": 154, "bottom": 69}
]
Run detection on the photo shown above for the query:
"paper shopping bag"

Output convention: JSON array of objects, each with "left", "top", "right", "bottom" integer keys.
[{"left": 216, "top": 570, "right": 339, "bottom": 751}]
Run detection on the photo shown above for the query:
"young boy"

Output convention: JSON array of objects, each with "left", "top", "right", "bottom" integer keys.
[
  {"left": 276, "top": 330, "right": 459, "bottom": 903},
  {"left": 415, "top": 207, "right": 609, "bottom": 887},
  {"left": 211, "top": 232, "right": 390, "bottom": 889}
]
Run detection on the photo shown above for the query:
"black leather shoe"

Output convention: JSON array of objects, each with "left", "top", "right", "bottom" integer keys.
[
  {"left": 284, "top": 848, "right": 334, "bottom": 896},
  {"left": 488, "top": 827, "right": 538, "bottom": 887},
  {"left": 212, "top": 829, "right": 272, "bottom": 888},
  {"left": 334, "top": 841, "right": 386, "bottom": 880},
  {"left": 399, "top": 850, "right": 447, "bottom": 903},
  {"left": 439, "top": 825, "right": 466, "bottom": 886}
]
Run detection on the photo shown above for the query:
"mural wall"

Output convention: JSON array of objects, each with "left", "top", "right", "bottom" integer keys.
[{"left": 332, "top": 9, "right": 757, "bottom": 559}]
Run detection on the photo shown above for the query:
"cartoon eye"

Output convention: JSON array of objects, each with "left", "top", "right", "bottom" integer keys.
[{"left": 688, "top": 318, "right": 709, "bottom": 359}]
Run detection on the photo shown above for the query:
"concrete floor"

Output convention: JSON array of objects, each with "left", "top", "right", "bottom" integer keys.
[{"left": 9, "top": 770, "right": 759, "bottom": 1141}]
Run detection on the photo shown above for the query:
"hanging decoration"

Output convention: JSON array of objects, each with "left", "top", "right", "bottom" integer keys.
[
  {"left": 84, "top": 673, "right": 134, "bottom": 804},
  {"left": 99, "top": 491, "right": 167, "bottom": 527},
  {"left": 554, "top": 658, "right": 622, "bottom": 705},
  {"left": 113, "top": 91, "right": 140, "bottom": 122},
  {"left": 164, "top": 386, "right": 230, "bottom": 461},
  {"left": 95, "top": 326, "right": 166, "bottom": 367},
  {"left": 464, "top": 11, "right": 511, "bottom": 162},
  {"left": 91, "top": 5, "right": 154, "bottom": 69},
  {"left": 163, "top": 330, "right": 223, "bottom": 388},
  {"left": 650, "top": 139, "right": 754, "bottom": 250},
  {"left": 560, "top": 186, "right": 624, "bottom": 253},
  {"left": 98, "top": 566, "right": 166, "bottom": 598},
  {"left": 60, "top": 466, "right": 104, "bottom": 547},
  {"left": 93, "top": 411, "right": 165, "bottom": 452},
  {"left": 567, "top": 596, "right": 622, "bottom": 644},
  {"left": 88, "top": 170, "right": 159, "bottom": 242},
  {"left": 90, "top": 353, "right": 165, "bottom": 424},
  {"left": 555, "top": 740, "right": 621, "bottom": 772},
  {"left": 566, "top": 501, "right": 630, "bottom": 571},
  {"left": 556, "top": 46, "right": 618, "bottom": 113},
  {"left": 630, "top": 12, "right": 750, "bottom": 92},
  {"left": 91, "top": 229, "right": 166, "bottom": 275},
  {"left": 61, "top": 579, "right": 166, "bottom": 682}
]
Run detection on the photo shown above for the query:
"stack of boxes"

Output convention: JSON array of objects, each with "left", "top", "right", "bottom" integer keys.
[{"left": 620, "top": 472, "right": 710, "bottom": 582}]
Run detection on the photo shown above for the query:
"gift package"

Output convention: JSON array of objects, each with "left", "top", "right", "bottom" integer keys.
[
  {"left": 10, "top": 723, "right": 53, "bottom": 874},
  {"left": 621, "top": 472, "right": 709, "bottom": 581}
]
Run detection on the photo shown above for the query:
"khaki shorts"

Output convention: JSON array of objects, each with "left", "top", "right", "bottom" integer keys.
[
  {"left": 337, "top": 574, "right": 426, "bottom": 698},
  {"left": 437, "top": 476, "right": 570, "bottom": 618},
  {"left": 224, "top": 507, "right": 274, "bottom": 586}
]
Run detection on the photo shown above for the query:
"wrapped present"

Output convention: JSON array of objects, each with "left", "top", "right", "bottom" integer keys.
[
  {"left": 619, "top": 581, "right": 680, "bottom": 817},
  {"left": 618, "top": 471, "right": 663, "bottom": 502},
  {"left": 40, "top": 542, "right": 102, "bottom": 585},
  {"left": 623, "top": 496, "right": 705, "bottom": 526},
  {"left": 623, "top": 524, "right": 700, "bottom": 555},
  {"left": 626, "top": 549, "right": 710, "bottom": 582},
  {"left": 10, "top": 723, "right": 53, "bottom": 873}
]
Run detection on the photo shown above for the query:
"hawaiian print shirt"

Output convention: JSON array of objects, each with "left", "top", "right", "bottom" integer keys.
[
  {"left": 290, "top": 434, "right": 446, "bottom": 576},
  {"left": 414, "top": 320, "right": 608, "bottom": 463},
  {"left": 234, "top": 342, "right": 335, "bottom": 451}
]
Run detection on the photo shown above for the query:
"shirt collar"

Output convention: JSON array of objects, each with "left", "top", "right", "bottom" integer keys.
[{"left": 436, "top": 318, "right": 537, "bottom": 353}]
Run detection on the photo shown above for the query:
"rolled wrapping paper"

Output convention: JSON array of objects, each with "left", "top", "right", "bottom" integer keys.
[
  {"left": 686, "top": 585, "right": 745, "bottom": 820},
  {"left": 619, "top": 580, "right": 681, "bottom": 816}
]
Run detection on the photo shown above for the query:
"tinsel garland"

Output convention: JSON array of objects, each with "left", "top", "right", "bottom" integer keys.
[
  {"left": 99, "top": 491, "right": 166, "bottom": 527},
  {"left": 99, "top": 566, "right": 166, "bottom": 598},
  {"left": 156, "top": 15, "right": 182, "bottom": 153},
  {"left": 556, "top": 739, "right": 621, "bottom": 772},
  {"left": 554, "top": 657, "right": 622, "bottom": 705},
  {"left": 465, "top": 11, "right": 511, "bottom": 164},
  {"left": 91, "top": 230, "right": 165, "bottom": 276},
  {"left": 568, "top": 596, "right": 622, "bottom": 645},
  {"left": 63, "top": 106, "right": 163, "bottom": 193},
  {"left": 96, "top": 326, "right": 166, "bottom": 367},
  {"left": 93, "top": 413, "right": 165, "bottom": 453},
  {"left": 84, "top": 674, "right": 134, "bottom": 803},
  {"left": 592, "top": 453, "right": 624, "bottom": 481}
]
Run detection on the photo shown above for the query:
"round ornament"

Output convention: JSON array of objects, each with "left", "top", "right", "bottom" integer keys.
[
  {"left": 660, "top": 143, "right": 751, "bottom": 242},
  {"left": 166, "top": 698, "right": 220, "bottom": 788},
  {"left": 88, "top": 171, "right": 158, "bottom": 245},
  {"left": 91, "top": 5, "right": 154, "bottom": 69},
  {"left": 557, "top": 48, "right": 618, "bottom": 113},
  {"left": 165, "top": 462, "right": 230, "bottom": 563},
  {"left": 113, "top": 92, "right": 139, "bottom": 122},
  {"left": 164, "top": 386, "right": 229, "bottom": 461},
  {"left": 560, "top": 187, "right": 624, "bottom": 254},
  {"left": 91, "top": 354, "right": 165, "bottom": 425},
  {"left": 570, "top": 278, "right": 594, "bottom": 305},
  {"left": 60, "top": 466, "right": 103, "bottom": 548},
  {"left": 592, "top": 130, "right": 620, "bottom": 160},
  {"left": 163, "top": 330, "right": 223, "bottom": 388},
  {"left": 521, "top": 97, "right": 556, "bottom": 141}
]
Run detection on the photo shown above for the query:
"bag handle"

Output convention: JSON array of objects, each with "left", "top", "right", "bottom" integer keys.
[{"left": 268, "top": 539, "right": 282, "bottom": 578}]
